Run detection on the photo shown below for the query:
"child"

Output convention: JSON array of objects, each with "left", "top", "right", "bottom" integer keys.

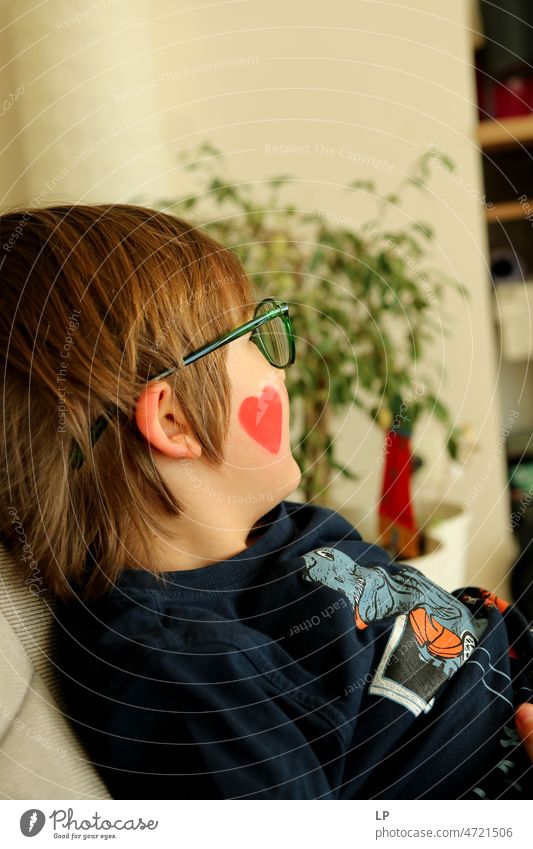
[{"left": 0, "top": 203, "right": 532, "bottom": 800}]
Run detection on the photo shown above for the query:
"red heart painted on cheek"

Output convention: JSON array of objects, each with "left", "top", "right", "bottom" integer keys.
[{"left": 238, "top": 385, "right": 282, "bottom": 454}]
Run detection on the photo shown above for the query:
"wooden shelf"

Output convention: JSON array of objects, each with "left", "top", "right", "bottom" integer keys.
[
  {"left": 486, "top": 198, "right": 533, "bottom": 223},
  {"left": 478, "top": 114, "right": 533, "bottom": 151}
]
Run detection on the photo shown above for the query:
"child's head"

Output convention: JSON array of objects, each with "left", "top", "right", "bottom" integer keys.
[{"left": 0, "top": 203, "right": 301, "bottom": 601}]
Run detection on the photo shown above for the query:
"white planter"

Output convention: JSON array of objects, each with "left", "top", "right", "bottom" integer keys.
[
  {"left": 330, "top": 499, "right": 470, "bottom": 593},
  {"left": 401, "top": 501, "right": 471, "bottom": 591}
]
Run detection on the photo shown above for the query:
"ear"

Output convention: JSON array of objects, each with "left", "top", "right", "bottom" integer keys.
[{"left": 134, "top": 381, "right": 202, "bottom": 460}]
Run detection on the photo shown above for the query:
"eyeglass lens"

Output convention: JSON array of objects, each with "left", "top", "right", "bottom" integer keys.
[{"left": 253, "top": 301, "right": 290, "bottom": 366}]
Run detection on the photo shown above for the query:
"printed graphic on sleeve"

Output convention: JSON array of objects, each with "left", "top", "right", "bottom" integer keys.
[{"left": 301, "top": 547, "right": 486, "bottom": 717}]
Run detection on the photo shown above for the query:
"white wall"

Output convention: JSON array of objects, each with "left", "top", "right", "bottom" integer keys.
[
  {"left": 0, "top": 0, "right": 174, "bottom": 204},
  {"left": 0, "top": 0, "right": 516, "bottom": 593}
]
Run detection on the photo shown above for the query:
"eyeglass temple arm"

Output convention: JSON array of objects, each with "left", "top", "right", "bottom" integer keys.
[{"left": 181, "top": 303, "right": 285, "bottom": 365}]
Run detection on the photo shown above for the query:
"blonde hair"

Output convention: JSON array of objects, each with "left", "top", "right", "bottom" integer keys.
[{"left": 0, "top": 203, "right": 255, "bottom": 602}]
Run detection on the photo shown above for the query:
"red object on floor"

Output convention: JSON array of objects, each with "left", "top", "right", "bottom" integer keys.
[
  {"left": 492, "top": 76, "right": 533, "bottom": 118},
  {"left": 378, "top": 428, "right": 421, "bottom": 559}
]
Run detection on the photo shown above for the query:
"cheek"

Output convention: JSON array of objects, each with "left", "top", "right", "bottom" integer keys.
[{"left": 237, "top": 384, "right": 283, "bottom": 455}]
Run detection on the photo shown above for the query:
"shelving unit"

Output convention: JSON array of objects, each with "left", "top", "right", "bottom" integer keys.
[
  {"left": 485, "top": 199, "right": 533, "bottom": 223},
  {"left": 478, "top": 114, "right": 533, "bottom": 151},
  {"left": 477, "top": 114, "right": 533, "bottom": 302},
  {"left": 473, "top": 0, "right": 533, "bottom": 616},
  {"left": 476, "top": 107, "right": 533, "bottom": 472}
]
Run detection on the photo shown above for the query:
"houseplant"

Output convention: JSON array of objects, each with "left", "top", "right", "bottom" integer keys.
[{"left": 137, "top": 141, "right": 466, "bottom": 550}]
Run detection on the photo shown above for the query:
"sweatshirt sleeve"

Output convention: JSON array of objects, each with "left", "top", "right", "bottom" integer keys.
[{"left": 97, "top": 638, "right": 344, "bottom": 800}]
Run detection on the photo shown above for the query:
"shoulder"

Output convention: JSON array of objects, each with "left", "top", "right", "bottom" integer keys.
[{"left": 55, "top": 588, "right": 269, "bottom": 709}]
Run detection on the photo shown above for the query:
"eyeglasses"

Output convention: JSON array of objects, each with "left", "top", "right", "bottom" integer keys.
[{"left": 70, "top": 296, "right": 295, "bottom": 469}]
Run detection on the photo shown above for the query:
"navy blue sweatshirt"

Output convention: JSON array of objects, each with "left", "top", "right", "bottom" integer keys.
[{"left": 55, "top": 500, "right": 533, "bottom": 800}]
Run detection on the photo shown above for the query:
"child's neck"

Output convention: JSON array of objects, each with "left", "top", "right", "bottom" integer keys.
[{"left": 124, "top": 509, "right": 269, "bottom": 574}]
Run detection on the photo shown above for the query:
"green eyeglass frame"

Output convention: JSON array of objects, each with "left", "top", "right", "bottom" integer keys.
[{"left": 70, "top": 296, "right": 295, "bottom": 469}]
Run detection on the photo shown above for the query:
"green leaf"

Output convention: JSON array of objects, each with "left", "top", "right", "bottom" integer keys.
[
  {"left": 308, "top": 249, "right": 326, "bottom": 272},
  {"left": 412, "top": 221, "right": 434, "bottom": 240},
  {"left": 269, "top": 174, "right": 293, "bottom": 187},
  {"left": 198, "top": 140, "right": 223, "bottom": 157},
  {"left": 347, "top": 179, "right": 376, "bottom": 192},
  {"left": 435, "top": 152, "right": 456, "bottom": 173},
  {"left": 425, "top": 393, "right": 451, "bottom": 426},
  {"left": 331, "top": 461, "right": 359, "bottom": 480},
  {"left": 408, "top": 175, "right": 429, "bottom": 191}
]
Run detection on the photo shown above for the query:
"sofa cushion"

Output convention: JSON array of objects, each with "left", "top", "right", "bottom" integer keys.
[{"left": 0, "top": 543, "right": 112, "bottom": 799}]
